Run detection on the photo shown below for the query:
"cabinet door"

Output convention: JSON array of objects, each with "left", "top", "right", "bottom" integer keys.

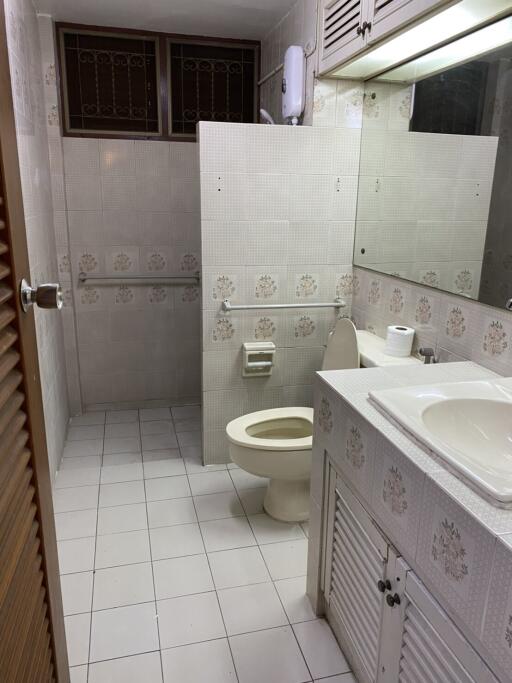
[
  {"left": 324, "top": 470, "right": 398, "bottom": 683},
  {"left": 391, "top": 568, "right": 499, "bottom": 683},
  {"left": 319, "top": 0, "right": 368, "bottom": 74},
  {"left": 367, "top": 0, "right": 454, "bottom": 44}
]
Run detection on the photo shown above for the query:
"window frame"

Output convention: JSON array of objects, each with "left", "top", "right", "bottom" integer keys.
[{"left": 56, "top": 22, "right": 260, "bottom": 142}]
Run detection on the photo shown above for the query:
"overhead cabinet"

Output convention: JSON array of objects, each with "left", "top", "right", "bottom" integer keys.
[
  {"left": 322, "top": 466, "right": 500, "bottom": 683},
  {"left": 318, "top": 0, "right": 454, "bottom": 74}
]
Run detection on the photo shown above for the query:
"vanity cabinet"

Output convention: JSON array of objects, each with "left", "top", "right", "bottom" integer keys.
[
  {"left": 323, "top": 465, "right": 499, "bottom": 683},
  {"left": 318, "top": 0, "right": 453, "bottom": 74}
]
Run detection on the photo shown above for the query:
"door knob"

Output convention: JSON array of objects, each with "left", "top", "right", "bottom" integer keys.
[{"left": 20, "top": 279, "right": 63, "bottom": 312}]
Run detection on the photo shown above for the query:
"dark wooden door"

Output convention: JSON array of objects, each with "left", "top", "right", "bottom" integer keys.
[{"left": 0, "top": 4, "right": 69, "bottom": 682}]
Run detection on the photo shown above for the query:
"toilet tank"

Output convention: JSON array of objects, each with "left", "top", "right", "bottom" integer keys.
[{"left": 322, "top": 318, "right": 359, "bottom": 371}]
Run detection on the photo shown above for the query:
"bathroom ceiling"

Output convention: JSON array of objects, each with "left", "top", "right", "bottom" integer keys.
[{"left": 35, "top": 0, "right": 297, "bottom": 39}]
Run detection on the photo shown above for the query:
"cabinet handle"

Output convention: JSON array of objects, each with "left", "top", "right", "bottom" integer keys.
[
  {"left": 377, "top": 580, "right": 391, "bottom": 593},
  {"left": 356, "top": 25, "right": 363, "bottom": 36},
  {"left": 361, "top": 21, "right": 372, "bottom": 35},
  {"left": 386, "top": 593, "right": 401, "bottom": 607}
]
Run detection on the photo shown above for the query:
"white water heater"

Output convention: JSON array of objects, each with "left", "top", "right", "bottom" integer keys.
[{"left": 282, "top": 45, "right": 305, "bottom": 125}]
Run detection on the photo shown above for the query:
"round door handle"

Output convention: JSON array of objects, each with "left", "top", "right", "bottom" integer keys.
[
  {"left": 377, "top": 580, "right": 391, "bottom": 593},
  {"left": 20, "top": 279, "right": 63, "bottom": 312},
  {"left": 386, "top": 593, "right": 401, "bottom": 607}
]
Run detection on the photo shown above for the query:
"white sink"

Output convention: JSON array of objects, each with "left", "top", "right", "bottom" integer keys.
[{"left": 369, "top": 378, "right": 512, "bottom": 506}]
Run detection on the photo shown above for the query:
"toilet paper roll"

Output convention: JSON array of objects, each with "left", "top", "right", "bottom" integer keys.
[{"left": 384, "top": 325, "right": 415, "bottom": 357}]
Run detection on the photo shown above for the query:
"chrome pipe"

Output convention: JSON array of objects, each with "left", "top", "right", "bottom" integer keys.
[{"left": 221, "top": 298, "right": 345, "bottom": 312}]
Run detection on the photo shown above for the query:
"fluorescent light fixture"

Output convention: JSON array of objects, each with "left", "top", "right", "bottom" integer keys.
[
  {"left": 331, "top": 0, "right": 512, "bottom": 79},
  {"left": 379, "top": 15, "right": 512, "bottom": 82}
]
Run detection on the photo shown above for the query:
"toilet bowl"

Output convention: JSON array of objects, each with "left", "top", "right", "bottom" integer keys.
[
  {"left": 227, "top": 407, "right": 313, "bottom": 522},
  {"left": 226, "top": 318, "right": 360, "bottom": 523}
]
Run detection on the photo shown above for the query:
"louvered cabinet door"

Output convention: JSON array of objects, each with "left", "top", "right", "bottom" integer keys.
[
  {"left": 367, "top": 0, "right": 454, "bottom": 44},
  {"left": 0, "top": 3, "right": 68, "bottom": 681},
  {"left": 323, "top": 470, "right": 398, "bottom": 683},
  {"left": 319, "top": 0, "right": 368, "bottom": 74},
  {"left": 388, "top": 569, "right": 499, "bottom": 683}
]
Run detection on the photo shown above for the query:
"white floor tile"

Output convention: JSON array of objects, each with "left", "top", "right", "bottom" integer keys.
[
  {"left": 140, "top": 407, "right": 172, "bottom": 421},
  {"left": 293, "top": 620, "right": 350, "bottom": 680},
  {"left": 161, "top": 638, "right": 235, "bottom": 683},
  {"left": 177, "top": 431, "right": 201, "bottom": 447},
  {"left": 188, "top": 470, "right": 235, "bottom": 496},
  {"left": 183, "top": 456, "right": 226, "bottom": 474},
  {"left": 64, "top": 613, "right": 91, "bottom": 666},
  {"left": 275, "top": 576, "right": 316, "bottom": 624},
  {"left": 149, "top": 523, "right": 204, "bottom": 560},
  {"left": 60, "top": 455, "right": 102, "bottom": 470},
  {"left": 69, "top": 665, "right": 88, "bottom": 683},
  {"left": 53, "top": 485, "right": 99, "bottom": 513},
  {"left": 105, "top": 421, "right": 140, "bottom": 438},
  {"left": 229, "top": 625, "right": 310, "bottom": 683},
  {"left": 67, "top": 424, "right": 105, "bottom": 441},
  {"left": 142, "top": 432, "right": 179, "bottom": 451},
  {"left": 237, "top": 488, "right": 265, "bottom": 515},
  {"left": 70, "top": 411, "right": 105, "bottom": 426},
  {"left": 259, "top": 539, "right": 308, "bottom": 580},
  {"left": 230, "top": 469, "right": 268, "bottom": 491},
  {"left": 93, "top": 562, "right": 155, "bottom": 610},
  {"left": 145, "top": 475, "right": 191, "bottom": 501},
  {"left": 95, "top": 529, "right": 151, "bottom": 568},
  {"left": 99, "top": 480, "right": 145, "bottom": 508},
  {"left": 55, "top": 467, "right": 100, "bottom": 489},
  {"left": 218, "top": 581, "right": 288, "bottom": 635},
  {"left": 97, "top": 502, "right": 148, "bottom": 535},
  {"left": 171, "top": 405, "right": 200, "bottom": 420},
  {"left": 104, "top": 436, "right": 141, "bottom": 454},
  {"left": 313, "top": 675, "right": 357, "bottom": 683},
  {"left": 106, "top": 409, "right": 139, "bottom": 423},
  {"left": 153, "top": 555, "right": 213, "bottom": 599},
  {"left": 174, "top": 418, "right": 201, "bottom": 432},
  {"left": 58, "top": 537, "right": 95, "bottom": 574},
  {"left": 157, "top": 592, "right": 225, "bottom": 648},
  {"left": 143, "top": 448, "right": 182, "bottom": 462},
  {"left": 248, "top": 514, "right": 305, "bottom": 545},
  {"left": 89, "top": 652, "right": 163, "bottom": 683},
  {"left": 89, "top": 602, "right": 159, "bottom": 662},
  {"left": 63, "top": 439, "right": 103, "bottom": 458},
  {"left": 100, "top": 462, "right": 144, "bottom": 484},
  {"left": 200, "top": 517, "right": 256, "bottom": 552},
  {"left": 194, "top": 491, "right": 244, "bottom": 521},
  {"left": 60, "top": 571, "right": 93, "bottom": 616},
  {"left": 147, "top": 498, "right": 197, "bottom": 528},
  {"left": 143, "top": 458, "right": 185, "bottom": 479},
  {"left": 103, "top": 452, "right": 142, "bottom": 466},
  {"left": 141, "top": 420, "right": 175, "bottom": 435},
  {"left": 180, "top": 444, "right": 201, "bottom": 460},
  {"left": 55, "top": 509, "right": 97, "bottom": 541},
  {"left": 208, "top": 546, "right": 270, "bottom": 589}
]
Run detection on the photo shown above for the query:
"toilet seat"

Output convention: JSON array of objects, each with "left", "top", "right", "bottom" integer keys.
[{"left": 226, "top": 407, "right": 313, "bottom": 451}]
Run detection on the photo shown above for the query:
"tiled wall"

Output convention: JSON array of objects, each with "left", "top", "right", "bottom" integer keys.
[
  {"left": 62, "top": 138, "right": 201, "bottom": 409},
  {"left": 353, "top": 266, "right": 512, "bottom": 376},
  {"left": 5, "top": 2, "right": 69, "bottom": 480},
  {"left": 199, "top": 120, "right": 359, "bottom": 463},
  {"left": 260, "top": 0, "right": 318, "bottom": 125},
  {"left": 355, "top": 83, "right": 498, "bottom": 298}
]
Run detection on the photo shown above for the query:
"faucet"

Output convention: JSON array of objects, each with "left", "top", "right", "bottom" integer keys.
[{"left": 418, "top": 347, "right": 437, "bottom": 364}]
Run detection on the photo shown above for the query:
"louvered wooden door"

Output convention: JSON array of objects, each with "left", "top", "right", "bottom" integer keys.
[
  {"left": 319, "top": 0, "right": 368, "bottom": 74},
  {"left": 0, "top": 4, "right": 68, "bottom": 682}
]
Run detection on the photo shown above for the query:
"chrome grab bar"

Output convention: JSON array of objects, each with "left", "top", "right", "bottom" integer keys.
[
  {"left": 78, "top": 272, "right": 200, "bottom": 286},
  {"left": 221, "top": 298, "right": 345, "bottom": 312}
]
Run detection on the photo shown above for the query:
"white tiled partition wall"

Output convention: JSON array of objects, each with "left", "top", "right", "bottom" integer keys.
[
  {"left": 61, "top": 138, "right": 201, "bottom": 409},
  {"left": 199, "top": 121, "right": 359, "bottom": 464},
  {"left": 5, "top": 2, "right": 69, "bottom": 480}
]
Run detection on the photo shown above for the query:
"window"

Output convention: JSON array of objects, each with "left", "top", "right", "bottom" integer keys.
[{"left": 57, "top": 25, "right": 259, "bottom": 140}]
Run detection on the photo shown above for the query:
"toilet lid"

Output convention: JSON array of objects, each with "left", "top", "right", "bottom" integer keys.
[
  {"left": 226, "top": 407, "right": 313, "bottom": 451},
  {"left": 322, "top": 317, "right": 359, "bottom": 371}
]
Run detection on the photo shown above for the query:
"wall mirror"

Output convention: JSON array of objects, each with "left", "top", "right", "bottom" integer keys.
[{"left": 353, "top": 15, "right": 512, "bottom": 310}]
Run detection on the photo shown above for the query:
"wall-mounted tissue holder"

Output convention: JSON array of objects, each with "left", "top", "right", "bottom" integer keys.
[{"left": 242, "top": 342, "right": 276, "bottom": 377}]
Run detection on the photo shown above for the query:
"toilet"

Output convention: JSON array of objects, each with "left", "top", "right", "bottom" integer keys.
[{"left": 226, "top": 318, "right": 359, "bottom": 522}]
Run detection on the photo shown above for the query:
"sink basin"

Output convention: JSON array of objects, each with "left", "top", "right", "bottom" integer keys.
[{"left": 369, "top": 378, "right": 512, "bottom": 506}]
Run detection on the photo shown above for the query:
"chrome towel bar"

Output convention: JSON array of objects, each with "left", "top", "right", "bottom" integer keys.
[
  {"left": 78, "top": 272, "right": 200, "bottom": 286},
  {"left": 221, "top": 298, "right": 345, "bottom": 312}
]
